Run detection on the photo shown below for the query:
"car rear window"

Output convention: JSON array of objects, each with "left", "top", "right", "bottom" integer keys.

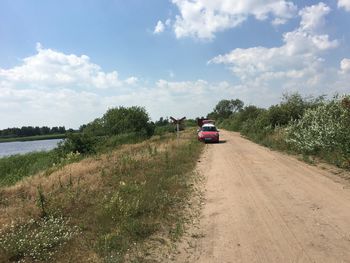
[{"left": 202, "top": 126, "right": 217, "bottom": 132}]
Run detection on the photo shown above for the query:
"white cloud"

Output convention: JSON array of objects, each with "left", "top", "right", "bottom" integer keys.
[
  {"left": 0, "top": 43, "right": 136, "bottom": 89},
  {"left": 209, "top": 3, "right": 339, "bottom": 94},
  {"left": 125, "top": 76, "right": 138, "bottom": 85},
  {"left": 0, "top": 44, "right": 249, "bottom": 128},
  {"left": 338, "top": 0, "right": 350, "bottom": 11},
  {"left": 153, "top": 20, "right": 165, "bottom": 34},
  {"left": 340, "top": 58, "right": 350, "bottom": 73},
  {"left": 0, "top": 85, "right": 104, "bottom": 129},
  {"left": 169, "top": 0, "right": 297, "bottom": 39},
  {"left": 165, "top": 19, "right": 172, "bottom": 26},
  {"left": 0, "top": 44, "right": 140, "bottom": 128},
  {"left": 299, "top": 2, "right": 330, "bottom": 32}
]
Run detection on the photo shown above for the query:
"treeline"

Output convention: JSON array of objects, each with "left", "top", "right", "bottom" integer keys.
[
  {"left": 0, "top": 126, "right": 73, "bottom": 138},
  {"left": 209, "top": 93, "right": 350, "bottom": 169}
]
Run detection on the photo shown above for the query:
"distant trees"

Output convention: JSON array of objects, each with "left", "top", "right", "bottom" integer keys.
[
  {"left": 0, "top": 126, "right": 68, "bottom": 138},
  {"left": 155, "top": 117, "right": 170, "bottom": 127}
]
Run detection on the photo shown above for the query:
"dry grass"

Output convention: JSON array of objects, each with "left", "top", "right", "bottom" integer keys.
[{"left": 0, "top": 130, "right": 203, "bottom": 262}]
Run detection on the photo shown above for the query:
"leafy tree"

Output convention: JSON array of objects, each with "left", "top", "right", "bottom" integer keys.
[
  {"left": 40, "top": 126, "right": 51, "bottom": 135},
  {"left": 103, "top": 106, "right": 153, "bottom": 136},
  {"left": 211, "top": 99, "right": 244, "bottom": 119},
  {"left": 50, "top": 127, "right": 59, "bottom": 134},
  {"left": 83, "top": 118, "right": 105, "bottom": 136}
]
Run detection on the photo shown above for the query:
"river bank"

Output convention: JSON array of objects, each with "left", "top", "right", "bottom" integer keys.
[{"left": 0, "top": 134, "right": 66, "bottom": 143}]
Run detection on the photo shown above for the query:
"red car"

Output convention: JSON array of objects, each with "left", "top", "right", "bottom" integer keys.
[{"left": 198, "top": 124, "right": 219, "bottom": 143}]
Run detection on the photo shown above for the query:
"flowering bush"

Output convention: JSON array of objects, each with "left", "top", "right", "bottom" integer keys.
[
  {"left": 286, "top": 96, "right": 350, "bottom": 157},
  {"left": 0, "top": 216, "right": 79, "bottom": 261}
]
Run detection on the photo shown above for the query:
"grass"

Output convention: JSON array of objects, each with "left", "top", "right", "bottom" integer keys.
[
  {"left": 0, "top": 216, "right": 79, "bottom": 261},
  {"left": 0, "top": 129, "right": 203, "bottom": 262},
  {"left": 0, "top": 134, "right": 67, "bottom": 143},
  {"left": 0, "top": 132, "right": 148, "bottom": 188},
  {"left": 0, "top": 151, "right": 60, "bottom": 187}
]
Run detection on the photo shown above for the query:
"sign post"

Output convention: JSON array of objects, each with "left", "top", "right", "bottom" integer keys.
[{"left": 170, "top": 116, "right": 186, "bottom": 139}]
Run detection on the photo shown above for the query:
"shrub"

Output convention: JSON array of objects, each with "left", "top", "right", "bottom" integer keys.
[
  {"left": 154, "top": 125, "right": 175, "bottom": 135},
  {"left": 267, "top": 93, "right": 324, "bottom": 127},
  {"left": 286, "top": 96, "right": 350, "bottom": 164},
  {"left": 102, "top": 106, "right": 153, "bottom": 136},
  {"left": 56, "top": 133, "right": 97, "bottom": 155}
]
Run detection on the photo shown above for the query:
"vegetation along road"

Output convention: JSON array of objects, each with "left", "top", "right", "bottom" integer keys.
[{"left": 183, "top": 130, "right": 350, "bottom": 263}]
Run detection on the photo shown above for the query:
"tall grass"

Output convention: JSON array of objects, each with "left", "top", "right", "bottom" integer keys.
[
  {"left": 0, "top": 132, "right": 150, "bottom": 188},
  {"left": 0, "top": 152, "right": 60, "bottom": 187},
  {"left": 0, "top": 130, "right": 203, "bottom": 262}
]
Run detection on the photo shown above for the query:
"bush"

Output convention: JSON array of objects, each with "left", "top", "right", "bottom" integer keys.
[
  {"left": 102, "top": 106, "right": 153, "bottom": 136},
  {"left": 267, "top": 93, "right": 324, "bottom": 127},
  {"left": 56, "top": 133, "right": 97, "bottom": 156},
  {"left": 154, "top": 125, "right": 175, "bottom": 136},
  {"left": 286, "top": 96, "right": 350, "bottom": 157}
]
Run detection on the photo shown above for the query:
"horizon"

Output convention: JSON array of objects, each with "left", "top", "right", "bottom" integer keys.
[{"left": 1, "top": 0, "right": 350, "bottom": 129}]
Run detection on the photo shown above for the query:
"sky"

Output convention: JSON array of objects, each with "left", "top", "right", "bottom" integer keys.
[{"left": 1, "top": 0, "right": 350, "bottom": 129}]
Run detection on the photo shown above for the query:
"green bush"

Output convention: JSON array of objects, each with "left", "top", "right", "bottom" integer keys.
[
  {"left": 286, "top": 96, "right": 350, "bottom": 157},
  {"left": 154, "top": 125, "right": 175, "bottom": 135},
  {"left": 56, "top": 133, "right": 97, "bottom": 156}
]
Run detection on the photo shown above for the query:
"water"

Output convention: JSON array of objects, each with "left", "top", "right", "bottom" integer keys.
[{"left": 0, "top": 139, "right": 63, "bottom": 158}]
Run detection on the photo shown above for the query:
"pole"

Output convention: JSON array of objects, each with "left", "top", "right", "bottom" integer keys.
[{"left": 176, "top": 123, "right": 179, "bottom": 139}]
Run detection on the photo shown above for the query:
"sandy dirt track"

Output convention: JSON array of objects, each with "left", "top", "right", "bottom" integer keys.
[{"left": 190, "top": 130, "right": 350, "bottom": 263}]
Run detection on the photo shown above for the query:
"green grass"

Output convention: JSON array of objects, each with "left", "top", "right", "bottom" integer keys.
[
  {"left": 0, "top": 134, "right": 67, "bottom": 143},
  {"left": 0, "top": 151, "right": 60, "bottom": 187},
  {"left": 95, "top": 135, "right": 203, "bottom": 261},
  {"left": 0, "top": 133, "right": 145, "bottom": 188},
  {"left": 0, "top": 130, "right": 204, "bottom": 262}
]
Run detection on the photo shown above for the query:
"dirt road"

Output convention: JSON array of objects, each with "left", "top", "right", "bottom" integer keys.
[{"left": 190, "top": 130, "right": 350, "bottom": 263}]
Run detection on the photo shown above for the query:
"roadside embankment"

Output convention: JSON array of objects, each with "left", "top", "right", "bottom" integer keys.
[{"left": 0, "top": 130, "right": 203, "bottom": 262}]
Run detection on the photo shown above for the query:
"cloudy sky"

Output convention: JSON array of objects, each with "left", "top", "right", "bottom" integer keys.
[{"left": 1, "top": 0, "right": 350, "bottom": 129}]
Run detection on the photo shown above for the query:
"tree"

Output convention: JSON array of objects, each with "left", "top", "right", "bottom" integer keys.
[
  {"left": 50, "top": 127, "right": 59, "bottom": 134},
  {"left": 40, "top": 126, "right": 51, "bottom": 135},
  {"left": 155, "top": 117, "right": 169, "bottom": 127},
  {"left": 212, "top": 99, "right": 244, "bottom": 119},
  {"left": 103, "top": 106, "right": 153, "bottom": 136}
]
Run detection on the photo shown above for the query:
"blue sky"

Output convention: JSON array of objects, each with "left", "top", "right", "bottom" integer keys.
[{"left": 1, "top": 0, "right": 350, "bottom": 129}]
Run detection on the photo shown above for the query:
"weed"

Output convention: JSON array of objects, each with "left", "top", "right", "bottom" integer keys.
[
  {"left": 36, "top": 185, "right": 47, "bottom": 217},
  {"left": 0, "top": 216, "right": 79, "bottom": 262},
  {"left": 0, "top": 129, "right": 203, "bottom": 262}
]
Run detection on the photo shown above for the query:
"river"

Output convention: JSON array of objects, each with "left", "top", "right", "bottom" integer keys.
[{"left": 0, "top": 139, "right": 63, "bottom": 158}]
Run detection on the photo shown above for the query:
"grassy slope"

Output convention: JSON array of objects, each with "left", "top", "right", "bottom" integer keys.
[
  {"left": 0, "top": 134, "right": 67, "bottom": 143},
  {"left": 0, "top": 151, "right": 63, "bottom": 187},
  {"left": 0, "top": 130, "right": 203, "bottom": 262}
]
